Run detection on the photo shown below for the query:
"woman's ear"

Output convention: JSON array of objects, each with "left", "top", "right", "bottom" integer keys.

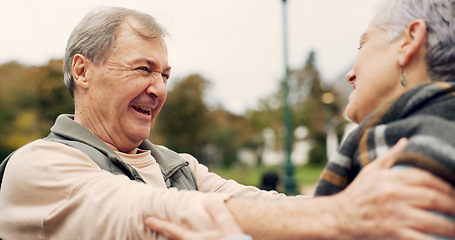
[
  {"left": 72, "top": 54, "right": 90, "bottom": 90},
  {"left": 398, "top": 19, "right": 427, "bottom": 66}
]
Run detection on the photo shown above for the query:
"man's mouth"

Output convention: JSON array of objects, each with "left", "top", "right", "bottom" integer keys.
[{"left": 132, "top": 106, "right": 152, "bottom": 116}]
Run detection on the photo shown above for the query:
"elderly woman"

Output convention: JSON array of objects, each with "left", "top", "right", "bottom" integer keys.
[
  {"left": 316, "top": 0, "right": 455, "bottom": 196},
  {"left": 315, "top": 0, "right": 455, "bottom": 238}
]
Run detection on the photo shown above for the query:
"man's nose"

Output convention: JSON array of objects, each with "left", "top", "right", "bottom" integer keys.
[{"left": 146, "top": 74, "right": 167, "bottom": 100}]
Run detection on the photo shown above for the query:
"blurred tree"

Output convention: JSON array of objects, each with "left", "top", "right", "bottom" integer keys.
[
  {"left": 2, "top": 111, "right": 43, "bottom": 150},
  {"left": 245, "top": 51, "right": 347, "bottom": 166},
  {"left": 291, "top": 51, "right": 347, "bottom": 165},
  {"left": 0, "top": 60, "right": 74, "bottom": 158},
  {"left": 152, "top": 74, "right": 213, "bottom": 161},
  {"left": 32, "top": 59, "right": 74, "bottom": 125},
  {"left": 291, "top": 51, "right": 347, "bottom": 164},
  {"left": 0, "top": 61, "right": 33, "bottom": 157},
  {"left": 290, "top": 51, "right": 327, "bottom": 165},
  {"left": 209, "top": 109, "right": 256, "bottom": 167},
  {"left": 152, "top": 75, "right": 258, "bottom": 167},
  {"left": 246, "top": 96, "right": 283, "bottom": 133},
  {"left": 245, "top": 93, "right": 285, "bottom": 165}
]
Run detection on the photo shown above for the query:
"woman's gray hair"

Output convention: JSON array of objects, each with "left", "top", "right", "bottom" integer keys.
[
  {"left": 63, "top": 6, "right": 168, "bottom": 98},
  {"left": 374, "top": 0, "right": 455, "bottom": 82}
]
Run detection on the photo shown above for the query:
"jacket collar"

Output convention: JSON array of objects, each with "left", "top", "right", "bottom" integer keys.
[{"left": 50, "top": 114, "right": 188, "bottom": 176}]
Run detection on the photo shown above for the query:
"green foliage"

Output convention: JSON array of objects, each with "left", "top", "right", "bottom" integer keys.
[
  {"left": 33, "top": 60, "right": 74, "bottom": 123},
  {"left": 308, "top": 141, "right": 327, "bottom": 166},
  {"left": 209, "top": 109, "right": 256, "bottom": 167},
  {"left": 153, "top": 74, "right": 212, "bottom": 159},
  {"left": 211, "top": 164, "right": 324, "bottom": 194},
  {"left": 0, "top": 60, "right": 74, "bottom": 158},
  {"left": 244, "top": 51, "right": 348, "bottom": 165},
  {"left": 153, "top": 74, "right": 257, "bottom": 167}
]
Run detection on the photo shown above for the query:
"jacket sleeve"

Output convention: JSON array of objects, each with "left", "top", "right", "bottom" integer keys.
[
  {"left": 0, "top": 140, "right": 230, "bottom": 240},
  {"left": 180, "top": 153, "right": 287, "bottom": 200}
]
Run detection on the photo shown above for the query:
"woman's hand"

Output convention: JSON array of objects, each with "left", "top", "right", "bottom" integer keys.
[{"left": 334, "top": 138, "right": 455, "bottom": 239}]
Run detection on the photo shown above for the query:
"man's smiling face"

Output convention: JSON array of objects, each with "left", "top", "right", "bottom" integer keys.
[{"left": 78, "top": 19, "right": 170, "bottom": 153}]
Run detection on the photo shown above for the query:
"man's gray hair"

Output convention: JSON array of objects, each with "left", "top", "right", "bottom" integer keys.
[
  {"left": 63, "top": 6, "right": 168, "bottom": 98},
  {"left": 374, "top": 0, "right": 455, "bottom": 83}
]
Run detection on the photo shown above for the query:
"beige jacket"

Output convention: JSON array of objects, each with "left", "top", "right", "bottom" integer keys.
[{"left": 0, "top": 140, "right": 284, "bottom": 240}]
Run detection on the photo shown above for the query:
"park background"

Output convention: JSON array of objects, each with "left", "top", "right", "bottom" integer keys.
[{"left": 0, "top": 0, "right": 381, "bottom": 194}]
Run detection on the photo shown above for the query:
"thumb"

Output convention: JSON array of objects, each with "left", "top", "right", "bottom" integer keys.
[{"left": 369, "top": 138, "right": 408, "bottom": 169}]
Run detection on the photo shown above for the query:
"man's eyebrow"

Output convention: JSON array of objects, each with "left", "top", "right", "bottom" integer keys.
[{"left": 138, "top": 58, "right": 171, "bottom": 72}]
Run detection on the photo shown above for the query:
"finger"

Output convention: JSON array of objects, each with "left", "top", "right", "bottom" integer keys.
[
  {"left": 371, "top": 181, "right": 455, "bottom": 237},
  {"left": 369, "top": 138, "right": 408, "bottom": 169},
  {"left": 395, "top": 228, "right": 438, "bottom": 240},
  {"left": 405, "top": 185, "right": 455, "bottom": 216},
  {"left": 145, "top": 217, "right": 187, "bottom": 240},
  {"left": 402, "top": 208, "right": 455, "bottom": 239},
  {"left": 392, "top": 168, "right": 455, "bottom": 199},
  {"left": 420, "top": 212, "right": 455, "bottom": 239},
  {"left": 371, "top": 170, "right": 455, "bottom": 215}
]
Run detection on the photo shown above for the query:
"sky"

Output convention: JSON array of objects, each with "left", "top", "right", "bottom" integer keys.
[{"left": 0, "top": 0, "right": 381, "bottom": 114}]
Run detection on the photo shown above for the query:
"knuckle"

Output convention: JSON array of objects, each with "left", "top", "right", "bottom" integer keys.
[{"left": 428, "top": 191, "right": 441, "bottom": 206}]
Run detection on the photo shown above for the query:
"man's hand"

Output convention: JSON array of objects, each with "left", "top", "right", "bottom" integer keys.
[
  {"left": 333, "top": 138, "right": 455, "bottom": 239},
  {"left": 145, "top": 199, "right": 248, "bottom": 240}
]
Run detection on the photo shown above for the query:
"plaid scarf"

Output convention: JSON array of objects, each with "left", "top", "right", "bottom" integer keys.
[{"left": 315, "top": 82, "right": 455, "bottom": 196}]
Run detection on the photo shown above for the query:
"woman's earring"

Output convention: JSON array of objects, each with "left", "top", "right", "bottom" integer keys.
[{"left": 401, "top": 69, "right": 406, "bottom": 86}]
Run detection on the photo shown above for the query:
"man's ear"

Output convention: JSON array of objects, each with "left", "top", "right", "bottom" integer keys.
[
  {"left": 398, "top": 19, "right": 427, "bottom": 66},
  {"left": 72, "top": 54, "right": 90, "bottom": 90}
]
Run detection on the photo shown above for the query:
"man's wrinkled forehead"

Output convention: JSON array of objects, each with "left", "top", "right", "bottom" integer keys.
[
  {"left": 121, "top": 16, "right": 164, "bottom": 40},
  {"left": 113, "top": 19, "right": 168, "bottom": 60}
]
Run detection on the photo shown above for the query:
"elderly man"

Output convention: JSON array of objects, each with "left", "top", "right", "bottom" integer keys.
[{"left": 0, "top": 6, "right": 454, "bottom": 240}]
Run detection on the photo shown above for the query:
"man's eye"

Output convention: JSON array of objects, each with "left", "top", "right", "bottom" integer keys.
[{"left": 136, "top": 67, "right": 151, "bottom": 74}]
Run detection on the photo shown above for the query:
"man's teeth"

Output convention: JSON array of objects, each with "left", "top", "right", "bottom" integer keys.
[{"left": 133, "top": 106, "right": 152, "bottom": 115}]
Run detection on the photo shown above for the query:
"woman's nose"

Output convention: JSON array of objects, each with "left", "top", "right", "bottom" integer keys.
[{"left": 346, "top": 69, "right": 356, "bottom": 84}]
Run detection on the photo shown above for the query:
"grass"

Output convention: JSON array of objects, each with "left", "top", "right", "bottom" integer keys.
[{"left": 209, "top": 164, "right": 324, "bottom": 194}]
